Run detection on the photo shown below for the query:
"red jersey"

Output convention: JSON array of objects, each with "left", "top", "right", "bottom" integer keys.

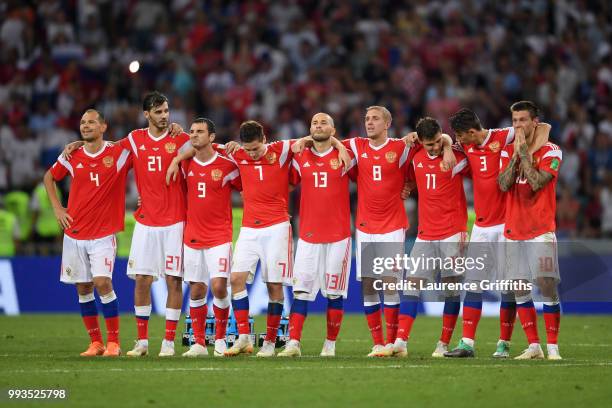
[
  {"left": 50, "top": 142, "right": 132, "bottom": 240},
  {"left": 500, "top": 142, "right": 562, "bottom": 240},
  {"left": 461, "top": 127, "right": 515, "bottom": 227},
  {"left": 228, "top": 140, "right": 294, "bottom": 228},
  {"left": 412, "top": 147, "right": 469, "bottom": 240},
  {"left": 182, "top": 153, "right": 241, "bottom": 249},
  {"left": 344, "top": 137, "right": 413, "bottom": 234},
  {"left": 290, "top": 147, "right": 356, "bottom": 243},
  {"left": 118, "top": 128, "right": 191, "bottom": 227}
]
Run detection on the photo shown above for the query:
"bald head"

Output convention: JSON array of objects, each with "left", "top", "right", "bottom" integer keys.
[{"left": 310, "top": 112, "right": 336, "bottom": 141}]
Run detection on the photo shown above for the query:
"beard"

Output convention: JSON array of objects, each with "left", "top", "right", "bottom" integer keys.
[{"left": 312, "top": 132, "right": 331, "bottom": 141}]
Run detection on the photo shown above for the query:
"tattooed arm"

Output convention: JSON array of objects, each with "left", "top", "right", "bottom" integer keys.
[
  {"left": 517, "top": 144, "right": 553, "bottom": 192},
  {"left": 498, "top": 154, "right": 519, "bottom": 192}
]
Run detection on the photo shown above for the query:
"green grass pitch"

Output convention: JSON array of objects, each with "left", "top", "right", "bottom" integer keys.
[{"left": 1, "top": 314, "right": 611, "bottom": 408}]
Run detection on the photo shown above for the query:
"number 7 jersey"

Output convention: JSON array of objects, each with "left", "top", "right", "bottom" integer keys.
[
  {"left": 49, "top": 142, "right": 132, "bottom": 239},
  {"left": 227, "top": 140, "right": 294, "bottom": 228}
]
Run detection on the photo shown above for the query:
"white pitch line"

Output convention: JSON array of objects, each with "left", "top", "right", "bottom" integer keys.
[{"left": 2, "top": 362, "right": 612, "bottom": 374}]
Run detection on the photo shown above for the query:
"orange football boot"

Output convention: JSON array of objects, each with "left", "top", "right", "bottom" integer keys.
[
  {"left": 102, "top": 342, "right": 121, "bottom": 357},
  {"left": 80, "top": 341, "right": 105, "bottom": 357}
]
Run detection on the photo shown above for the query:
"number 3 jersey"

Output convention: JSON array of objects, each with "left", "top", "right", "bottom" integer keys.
[
  {"left": 50, "top": 142, "right": 132, "bottom": 240},
  {"left": 460, "top": 127, "right": 515, "bottom": 227},
  {"left": 118, "top": 128, "right": 191, "bottom": 227},
  {"left": 182, "top": 153, "right": 241, "bottom": 249},
  {"left": 290, "top": 147, "right": 357, "bottom": 243}
]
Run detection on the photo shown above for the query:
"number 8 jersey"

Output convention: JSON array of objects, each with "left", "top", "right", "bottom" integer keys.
[
  {"left": 50, "top": 142, "right": 132, "bottom": 239},
  {"left": 343, "top": 137, "right": 413, "bottom": 234}
]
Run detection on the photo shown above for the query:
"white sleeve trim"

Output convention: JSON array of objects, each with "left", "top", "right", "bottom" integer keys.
[
  {"left": 399, "top": 145, "right": 410, "bottom": 167},
  {"left": 349, "top": 138, "right": 359, "bottom": 162},
  {"left": 451, "top": 158, "right": 468, "bottom": 177},
  {"left": 57, "top": 155, "right": 74, "bottom": 177},
  {"left": 504, "top": 127, "right": 515, "bottom": 146},
  {"left": 178, "top": 139, "right": 192, "bottom": 154},
  {"left": 128, "top": 132, "right": 138, "bottom": 158},
  {"left": 279, "top": 140, "right": 290, "bottom": 166},
  {"left": 222, "top": 169, "right": 240, "bottom": 187},
  {"left": 501, "top": 150, "right": 510, "bottom": 158},
  {"left": 116, "top": 149, "right": 130, "bottom": 172},
  {"left": 542, "top": 150, "right": 562, "bottom": 160},
  {"left": 291, "top": 158, "right": 301, "bottom": 176}
]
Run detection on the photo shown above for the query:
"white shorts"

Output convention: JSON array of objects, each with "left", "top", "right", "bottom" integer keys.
[
  {"left": 465, "top": 224, "right": 506, "bottom": 283},
  {"left": 356, "top": 228, "right": 405, "bottom": 281},
  {"left": 183, "top": 242, "right": 232, "bottom": 284},
  {"left": 408, "top": 232, "right": 468, "bottom": 281},
  {"left": 127, "top": 221, "right": 184, "bottom": 281},
  {"left": 292, "top": 238, "right": 352, "bottom": 301},
  {"left": 60, "top": 234, "right": 116, "bottom": 284},
  {"left": 505, "top": 232, "right": 560, "bottom": 282},
  {"left": 232, "top": 221, "right": 293, "bottom": 285}
]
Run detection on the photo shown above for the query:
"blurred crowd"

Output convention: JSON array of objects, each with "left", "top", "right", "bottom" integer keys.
[{"left": 0, "top": 0, "right": 611, "bottom": 247}]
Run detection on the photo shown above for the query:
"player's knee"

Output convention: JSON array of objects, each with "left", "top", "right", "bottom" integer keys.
[
  {"left": 267, "top": 283, "right": 284, "bottom": 302},
  {"left": 210, "top": 280, "right": 228, "bottom": 299},
  {"left": 230, "top": 273, "right": 246, "bottom": 290},
  {"left": 537, "top": 277, "right": 558, "bottom": 298},
  {"left": 361, "top": 278, "right": 377, "bottom": 295},
  {"left": 76, "top": 282, "right": 94, "bottom": 296},
  {"left": 166, "top": 275, "right": 183, "bottom": 291},
  {"left": 189, "top": 282, "right": 207, "bottom": 300},
  {"left": 514, "top": 279, "right": 532, "bottom": 299},
  {"left": 93, "top": 277, "right": 113, "bottom": 295},
  {"left": 135, "top": 274, "right": 153, "bottom": 288}
]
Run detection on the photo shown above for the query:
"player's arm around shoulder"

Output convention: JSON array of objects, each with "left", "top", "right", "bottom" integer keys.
[
  {"left": 498, "top": 146, "right": 518, "bottom": 192},
  {"left": 166, "top": 146, "right": 196, "bottom": 185},
  {"left": 528, "top": 123, "right": 552, "bottom": 155},
  {"left": 441, "top": 133, "right": 457, "bottom": 171},
  {"left": 517, "top": 133, "right": 556, "bottom": 192}
]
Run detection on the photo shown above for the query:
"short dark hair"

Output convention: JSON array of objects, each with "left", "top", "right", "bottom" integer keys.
[
  {"left": 415, "top": 117, "right": 441, "bottom": 141},
  {"left": 193, "top": 117, "right": 216, "bottom": 134},
  {"left": 510, "top": 100, "right": 540, "bottom": 119},
  {"left": 84, "top": 108, "right": 105, "bottom": 124},
  {"left": 142, "top": 91, "right": 168, "bottom": 111},
  {"left": 239, "top": 120, "right": 264, "bottom": 143},
  {"left": 449, "top": 108, "right": 482, "bottom": 133}
]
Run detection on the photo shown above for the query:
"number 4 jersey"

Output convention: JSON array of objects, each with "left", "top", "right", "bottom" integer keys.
[
  {"left": 118, "top": 128, "right": 191, "bottom": 227},
  {"left": 50, "top": 142, "right": 132, "bottom": 240}
]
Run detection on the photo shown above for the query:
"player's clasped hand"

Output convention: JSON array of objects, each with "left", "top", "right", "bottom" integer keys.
[
  {"left": 52, "top": 205, "right": 73, "bottom": 229},
  {"left": 168, "top": 122, "right": 184, "bottom": 137},
  {"left": 441, "top": 145, "right": 456, "bottom": 171},
  {"left": 224, "top": 141, "right": 240, "bottom": 154}
]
